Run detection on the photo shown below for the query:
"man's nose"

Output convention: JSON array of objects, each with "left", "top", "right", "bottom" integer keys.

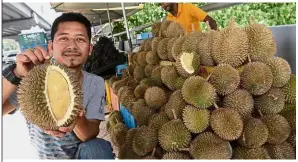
[{"left": 66, "top": 39, "right": 78, "bottom": 49}]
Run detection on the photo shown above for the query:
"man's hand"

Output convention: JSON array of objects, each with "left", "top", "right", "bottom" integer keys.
[
  {"left": 14, "top": 46, "right": 52, "bottom": 78},
  {"left": 44, "top": 109, "right": 86, "bottom": 138}
]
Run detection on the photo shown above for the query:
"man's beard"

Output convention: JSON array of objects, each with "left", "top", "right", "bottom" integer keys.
[{"left": 61, "top": 50, "right": 83, "bottom": 68}]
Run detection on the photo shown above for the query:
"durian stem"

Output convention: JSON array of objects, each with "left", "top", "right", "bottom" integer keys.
[
  {"left": 151, "top": 147, "right": 156, "bottom": 157},
  {"left": 206, "top": 73, "right": 212, "bottom": 81},
  {"left": 213, "top": 102, "right": 219, "bottom": 109},
  {"left": 172, "top": 109, "right": 177, "bottom": 120},
  {"left": 247, "top": 53, "right": 252, "bottom": 63},
  {"left": 249, "top": 16, "right": 255, "bottom": 25},
  {"left": 257, "top": 109, "right": 264, "bottom": 118},
  {"left": 179, "top": 148, "right": 190, "bottom": 152}
]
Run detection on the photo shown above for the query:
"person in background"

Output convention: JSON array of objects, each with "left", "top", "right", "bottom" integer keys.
[
  {"left": 2, "top": 12, "right": 115, "bottom": 159},
  {"left": 160, "top": 3, "right": 218, "bottom": 33}
]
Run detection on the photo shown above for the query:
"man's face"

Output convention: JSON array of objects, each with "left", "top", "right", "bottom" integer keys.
[
  {"left": 48, "top": 21, "right": 93, "bottom": 69},
  {"left": 160, "top": 3, "right": 173, "bottom": 12}
]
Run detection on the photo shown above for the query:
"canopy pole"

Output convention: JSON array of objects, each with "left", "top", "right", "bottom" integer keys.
[
  {"left": 107, "top": 3, "right": 114, "bottom": 42},
  {"left": 121, "top": 2, "right": 132, "bottom": 52}
]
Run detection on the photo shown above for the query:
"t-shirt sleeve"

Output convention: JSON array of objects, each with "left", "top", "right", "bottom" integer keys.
[
  {"left": 85, "top": 78, "right": 106, "bottom": 121},
  {"left": 190, "top": 4, "right": 208, "bottom": 21}
]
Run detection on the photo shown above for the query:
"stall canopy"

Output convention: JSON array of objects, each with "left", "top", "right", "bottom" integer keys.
[
  {"left": 50, "top": 3, "right": 143, "bottom": 26},
  {"left": 3, "top": 2, "right": 52, "bottom": 40}
]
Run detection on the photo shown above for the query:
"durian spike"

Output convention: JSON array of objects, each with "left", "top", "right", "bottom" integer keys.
[
  {"left": 172, "top": 109, "right": 178, "bottom": 120},
  {"left": 228, "top": 16, "right": 236, "bottom": 28},
  {"left": 249, "top": 16, "right": 256, "bottom": 25},
  {"left": 213, "top": 102, "right": 219, "bottom": 109},
  {"left": 151, "top": 147, "right": 156, "bottom": 157},
  {"left": 179, "top": 148, "right": 190, "bottom": 152}
]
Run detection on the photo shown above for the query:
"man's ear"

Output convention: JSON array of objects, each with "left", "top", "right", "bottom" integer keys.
[{"left": 48, "top": 40, "right": 53, "bottom": 53}]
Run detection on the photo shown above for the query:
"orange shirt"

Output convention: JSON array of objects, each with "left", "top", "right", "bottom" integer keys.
[{"left": 167, "top": 3, "right": 208, "bottom": 34}]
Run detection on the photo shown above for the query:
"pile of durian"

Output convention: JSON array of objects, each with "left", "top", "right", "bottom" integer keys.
[{"left": 106, "top": 16, "right": 296, "bottom": 159}]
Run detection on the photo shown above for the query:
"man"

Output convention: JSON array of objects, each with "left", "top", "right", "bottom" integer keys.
[
  {"left": 160, "top": 3, "right": 218, "bottom": 33},
  {"left": 2, "top": 12, "right": 115, "bottom": 159}
]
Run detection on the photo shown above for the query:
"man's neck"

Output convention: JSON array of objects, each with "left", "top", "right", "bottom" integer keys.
[{"left": 170, "top": 3, "right": 179, "bottom": 17}]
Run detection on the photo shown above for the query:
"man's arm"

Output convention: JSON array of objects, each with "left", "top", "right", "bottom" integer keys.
[
  {"left": 2, "top": 77, "right": 17, "bottom": 115},
  {"left": 203, "top": 15, "right": 218, "bottom": 30},
  {"left": 189, "top": 4, "right": 218, "bottom": 30},
  {"left": 73, "top": 117, "right": 101, "bottom": 142},
  {"left": 72, "top": 79, "right": 106, "bottom": 141}
]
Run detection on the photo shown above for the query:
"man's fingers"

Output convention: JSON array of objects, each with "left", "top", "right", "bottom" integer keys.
[
  {"left": 44, "top": 130, "right": 65, "bottom": 138},
  {"left": 35, "top": 46, "right": 51, "bottom": 60},
  {"left": 32, "top": 48, "right": 45, "bottom": 63},
  {"left": 25, "top": 50, "right": 39, "bottom": 65},
  {"left": 16, "top": 54, "right": 31, "bottom": 63}
]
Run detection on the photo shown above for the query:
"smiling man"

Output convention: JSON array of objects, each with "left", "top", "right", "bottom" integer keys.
[
  {"left": 2, "top": 12, "right": 115, "bottom": 159},
  {"left": 160, "top": 3, "right": 218, "bottom": 33}
]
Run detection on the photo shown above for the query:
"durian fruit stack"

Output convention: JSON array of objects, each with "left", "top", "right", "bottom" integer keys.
[{"left": 106, "top": 16, "right": 296, "bottom": 160}]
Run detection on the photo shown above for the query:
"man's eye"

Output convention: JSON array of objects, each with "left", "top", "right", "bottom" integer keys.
[
  {"left": 59, "top": 37, "right": 68, "bottom": 41},
  {"left": 77, "top": 38, "right": 86, "bottom": 42}
]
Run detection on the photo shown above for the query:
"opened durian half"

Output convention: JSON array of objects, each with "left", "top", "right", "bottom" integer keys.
[{"left": 17, "top": 62, "right": 83, "bottom": 130}]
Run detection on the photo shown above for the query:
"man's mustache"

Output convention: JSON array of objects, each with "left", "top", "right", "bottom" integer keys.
[{"left": 62, "top": 50, "right": 81, "bottom": 56}]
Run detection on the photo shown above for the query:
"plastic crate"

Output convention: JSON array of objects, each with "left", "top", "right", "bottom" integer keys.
[
  {"left": 116, "top": 64, "right": 128, "bottom": 76},
  {"left": 119, "top": 104, "right": 136, "bottom": 129},
  {"left": 141, "top": 32, "right": 153, "bottom": 39}
]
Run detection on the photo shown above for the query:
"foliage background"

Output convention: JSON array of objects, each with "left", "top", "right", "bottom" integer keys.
[{"left": 112, "top": 2, "right": 296, "bottom": 40}]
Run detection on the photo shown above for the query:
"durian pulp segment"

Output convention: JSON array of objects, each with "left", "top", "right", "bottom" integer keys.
[
  {"left": 44, "top": 65, "right": 75, "bottom": 126},
  {"left": 180, "top": 52, "right": 195, "bottom": 74}
]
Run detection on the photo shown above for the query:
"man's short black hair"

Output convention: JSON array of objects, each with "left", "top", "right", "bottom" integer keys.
[{"left": 51, "top": 12, "right": 91, "bottom": 42}]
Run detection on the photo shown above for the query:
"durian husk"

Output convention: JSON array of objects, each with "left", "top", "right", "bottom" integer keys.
[
  {"left": 132, "top": 126, "right": 158, "bottom": 156},
  {"left": 211, "top": 16, "right": 249, "bottom": 67},
  {"left": 261, "top": 114, "right": 291, "bottom": 144},
  {"left": 237, "top": 117, "right": 269, "bottom": 148},
  {"left": 222, "top": 89, "right": 254, "bottom": 119},
  {"left": 161, "top": 65, "right": 185, "bottom": 91},
  {"left": 210, "top": 108, "right": 243, "bottom": 141},
  {"left": 245, "top": 16, "right": 277, "bottom": 62},
  {"left": 159, "top": 20, "right": 173, "bottom": 37},
  {"left": 181, "top": 76, "right": 216, "bottom": 109},
  {"left": 165, "top": 21, "right": 185, "bottom": 38},
  {"left": 18, "top": 62, "right": 82, "bottom": 130},
  {"left": 144, "top": 86, "right": 167, "bottom": 110},
  {"left": 152, "top": 22, "right": 162, "bottom": 37},
  {"left": 172, "top": 36, "right": 186, "bottom": 61},
  {"left": 233, "top": 146, "right": 270, "bottom": 159},
  {"left": 167, "top": 38, "right": 177, "bottom": 61},
  {"left": 265, "top": 141, "right": 295, "bottom": 159},
  {"left": 175, "top": 52, "right": 200, "bottom": 78},
  {"left": 189, "top": 131, "right": 233, "bottom": 159},
  {"left": 240, "top": 61, "right": 273, "bottom": 96},
  {"left": 165, "top": 90, "right": 187, "bottom": 120},
  {"left": 158, "top": 119, "right": 191, "bottom": 151},
  {"left": 157, "top": 38, "right": 171, "bottom": 60},
  {"left": 264, "top": 56, "right": 291, "bottom": 88},
  {"left": 137, "top": 51, "right": 148, "bottom": 67},
  {"left": 282, "top": 74, "right": 296, "bottom": 104}
]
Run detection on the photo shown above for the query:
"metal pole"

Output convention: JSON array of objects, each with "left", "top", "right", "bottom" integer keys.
[
  {"left": 121, "top": 2, "right": 132, "bottom": 52},
  {"left": 106, "top": 3, "right": 114, "bottom": 41}
]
